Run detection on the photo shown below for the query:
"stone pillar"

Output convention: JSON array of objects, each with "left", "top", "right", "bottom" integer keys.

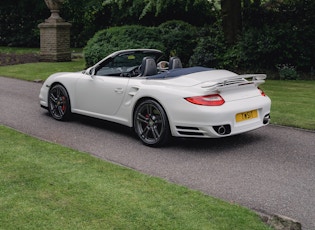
[{"left": 38, "top": 0, "right": 71, "bottom": 62}]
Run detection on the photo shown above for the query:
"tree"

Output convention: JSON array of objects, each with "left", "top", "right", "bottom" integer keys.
[
  {"left": 221, "top": 0, "right": 242, "bottom": 44},
  {"left": 103, "top": 0, "right": 216, "bottom": 26},
  {"left": 0, "top": 0, "right": 47, "bottom": 47}
]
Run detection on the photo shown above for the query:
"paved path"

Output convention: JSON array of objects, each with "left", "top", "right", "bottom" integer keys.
[{"left": 1, "top": 76, "right": 314, "bottom": 229}]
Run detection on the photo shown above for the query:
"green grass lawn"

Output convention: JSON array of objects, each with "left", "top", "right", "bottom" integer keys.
[
  {"left": 0, "top": 125, "right": 270, "bottom": 230},
  {"left": 262, "top": 80, "right": 315, "bottom": 130},
  {"left": 0, "top": 46, "right": 39, "bottom": 54},
  {"left": 0, "top": 47, "right": 82, "bottom": 54},
  {"left": 0, "top": 59, "right": 86, "bottom": 81}
]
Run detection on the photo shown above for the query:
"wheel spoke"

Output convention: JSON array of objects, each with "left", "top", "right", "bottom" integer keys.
[
  {"left": 50, "top": 101, "right": 57, "bottom": 113},
  {"left": 154, "top": 116, "right": 162, "bottom": 124},
  {"left": 58, "top": 105, "right": 64, "bottom": 116},
  {"left": 146, "top": 104, "right": 152, "bottom": 115},
  {"left": 140, "top": 127, "right": 150, "bottom": 139},
  {"left": 137, "top": 113, "right": 149, "bottom": 124},
  {"left": 151, "top": 126, "right": 160, "bottom": 140},
  {"left": 51, "top": 107, "right": 57, "bottom": 114},
  {"left": 56, "top": 88, "right": 61, "bottom": 97},
  {"left": 49, "top": 94, "right": 57, "bottom": 103}
]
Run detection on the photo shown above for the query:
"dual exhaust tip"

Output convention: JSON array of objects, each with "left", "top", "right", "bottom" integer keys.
[
  {"left": 213, "top": 114, "right": 271, "bottom": 135},
  {"left": 263, "top": 114, "right": 271, "bottom": 125},
  {"left": 213, "top": 125, "right": 231, "bottom": 135}
]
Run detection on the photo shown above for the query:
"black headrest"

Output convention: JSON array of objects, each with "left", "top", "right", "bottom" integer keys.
[
  {"left": 169, "top": 57, "right": 183, "bottom": 69},
  {"left": 140, "top": 57, "right": 158, "bottom": 76}
]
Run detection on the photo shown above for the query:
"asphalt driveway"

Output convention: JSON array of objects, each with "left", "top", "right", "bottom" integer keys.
[{"left": 1, "top": 76, "right": 314, "bottom": 229}]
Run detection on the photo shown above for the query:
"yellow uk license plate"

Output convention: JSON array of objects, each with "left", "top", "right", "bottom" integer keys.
[{"left": 235, "top": 110, "right": 258, "bottom": 122}]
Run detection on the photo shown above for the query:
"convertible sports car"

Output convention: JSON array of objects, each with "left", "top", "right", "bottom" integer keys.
[{"left": 39, "top": 49, "right": 271, "bottom": 147}]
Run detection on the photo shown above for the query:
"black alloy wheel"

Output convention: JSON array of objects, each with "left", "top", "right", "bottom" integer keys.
[
  {"left": 134, "top": 99, "right": 171, "bottom": 147},
  {"left": 48, "top": 84, "right": 71, "bottom": 121}
]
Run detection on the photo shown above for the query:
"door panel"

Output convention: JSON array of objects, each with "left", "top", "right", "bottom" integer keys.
[{"left": 75, "top": 75, "right": 129, "bottom": 116}]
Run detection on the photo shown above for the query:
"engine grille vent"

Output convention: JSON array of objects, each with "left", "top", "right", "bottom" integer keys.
[{"left": 218, "top": 78, "right": 247, "bottom": 86}]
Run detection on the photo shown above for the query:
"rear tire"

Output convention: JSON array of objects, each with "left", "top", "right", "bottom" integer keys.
[
  {"left": 48, "top": 84, "right": 71, "bottom": 121},
  {"left": 134, "top": 99, "right": 171, "bottom": 147}
]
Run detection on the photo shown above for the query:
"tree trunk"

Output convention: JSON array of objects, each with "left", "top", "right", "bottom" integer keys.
[{"left": 221, "top": 0, "right": 242, "bottom": 45}]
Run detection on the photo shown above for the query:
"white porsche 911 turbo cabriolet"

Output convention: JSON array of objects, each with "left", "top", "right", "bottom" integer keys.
[{"left": 39, "top": 49, "right": 271, "bottom": 147}]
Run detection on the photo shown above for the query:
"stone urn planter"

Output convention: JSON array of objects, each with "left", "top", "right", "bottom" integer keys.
[
  {"left": 44, "top": 0, "right": 65, "bottom": 22},
  {"left": 39, "top": 0, "right": 71, "bottom": 61}
]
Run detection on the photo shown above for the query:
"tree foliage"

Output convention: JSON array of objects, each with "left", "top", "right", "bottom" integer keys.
[
  {"left": 102, "top": 0, "right": 216, "bottom": 26},
  {"left": 0, "top": 0, "right": 47, "bottom": 47},
  {"left": 60, "top": 0, "right": 216, "bottom": 47},
  {"left": 240, "top": 0, "right": 315, "bottom": 71},
  {"left": 0, "top": 0, "right": 314, "bottom": 74}
]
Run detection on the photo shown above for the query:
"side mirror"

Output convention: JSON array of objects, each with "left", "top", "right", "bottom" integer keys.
[{"left": 84, "top": 67, "right": 96, "bottom": 77}]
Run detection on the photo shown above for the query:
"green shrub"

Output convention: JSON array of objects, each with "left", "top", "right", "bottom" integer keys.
[
  {"left": 237, "top": 24, "right": 313, "bottom": 72},
  {"left": 276, "top": 64, "right": 300, "bottom": 80},
  {"left": 237, "top": 27, "right": 279, "bottom": 70},
  {"left": 241, "top": 0, "right": 315, "bottom": 72},
  {"left": 84, "top": 25, "right": 164, "bottom": 66},
  {"left": 189, "top": 25, "right": 227, "bottom": 68},
  {"left": 84, "top": 21, "right": 198, "bottom": 67},
  {"left": 158, "top": 20, "right": 198, "bottom": 66}
]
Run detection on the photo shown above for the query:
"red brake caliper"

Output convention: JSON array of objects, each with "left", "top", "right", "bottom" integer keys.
[{"left": 61, "top": 96, "right": 66, "bottom": 111}]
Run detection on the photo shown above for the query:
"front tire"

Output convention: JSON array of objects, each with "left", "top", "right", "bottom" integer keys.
[
  {"left": 134, "top": 99, "right": 171, "bottom": 147},
  {"left": 48, "top": 84, "right": 71, "bottom": 121}
]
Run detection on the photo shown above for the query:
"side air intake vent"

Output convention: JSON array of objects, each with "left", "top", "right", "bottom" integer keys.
[{"left": 176, "top": 126, "right": 204, "bottom": 136}]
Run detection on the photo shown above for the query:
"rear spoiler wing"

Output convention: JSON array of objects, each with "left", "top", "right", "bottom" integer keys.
[
  {"left": 201, "top": 74, "right": 267, "bottom": 91},
  {"left": 240, "top": 74, "right": 266, "bottom": 84}
]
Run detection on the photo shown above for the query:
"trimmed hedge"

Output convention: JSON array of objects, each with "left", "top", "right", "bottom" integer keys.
[
  {"left": 84, "top": 25, "right": 164, "bottom": 66},
  {"left": 84, "top": 21, "right": 198, "bottom": 67}
]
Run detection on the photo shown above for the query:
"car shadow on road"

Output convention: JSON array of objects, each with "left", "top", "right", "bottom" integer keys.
[
  {"left": 44, "top": 111, "right": 267, "bottom": 152},
  {"left": 77, "top": 112, "right": 266, "bottom": 153},
  {"left": 71, "top": 113, "right": 134, "bottom": 137},
  {"left": 169, "top": 131, "right": 266, "bottom": 152}
]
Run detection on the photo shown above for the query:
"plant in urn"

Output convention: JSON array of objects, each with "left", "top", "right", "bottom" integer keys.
[{"left": 44, "top": 0, "right": 65, "bottom": 22}]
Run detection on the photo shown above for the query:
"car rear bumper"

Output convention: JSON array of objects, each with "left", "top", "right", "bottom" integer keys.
[{"left": 168, "top": 96, "right": 271, "bottom": 138}]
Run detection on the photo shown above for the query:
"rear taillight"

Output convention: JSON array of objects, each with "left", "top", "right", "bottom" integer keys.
[
  {"left": 258, "top": 87, "right": 266, "bottom": 96},
  {"left": 185, "top": 94, "right": 225, "bottom": 106}
]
